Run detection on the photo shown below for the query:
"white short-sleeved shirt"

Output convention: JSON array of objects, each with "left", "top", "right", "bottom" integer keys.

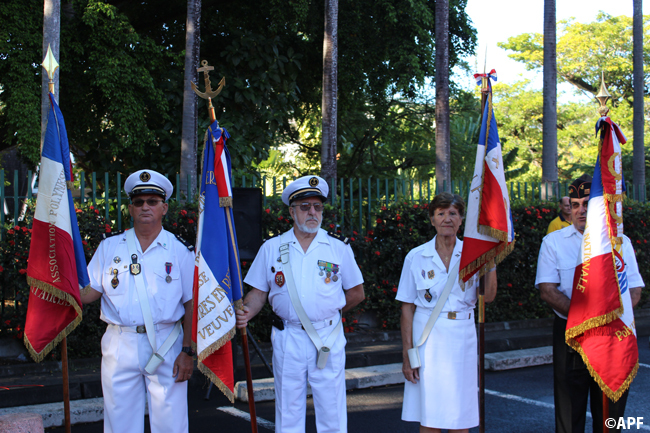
[
  {"left": 396, "top": 236, "right": 478, "bottom": 312},
  {"left": 87, "top": 228, "right": 195, "bottom": 326},
  {"left": 244, "top": 228, "right": 364, "bottom": 322},
  {"left": 535, "top": 224, "right": 644, "bottom": 319}
]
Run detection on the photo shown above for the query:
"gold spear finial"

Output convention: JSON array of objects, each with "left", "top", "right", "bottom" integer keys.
[
  {"left": 41, "top": 44, "right": 59, "bottom": 95},
  {"left": 596, "top": 71, "right": 611, "bottom": 117},
  {"left": 191, "top": 60, "right": 225, "bottom": 123}
]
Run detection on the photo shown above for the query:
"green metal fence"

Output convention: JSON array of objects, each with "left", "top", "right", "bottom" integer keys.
[{"left": 1, "top": 170, "right": 648, "bottom": 237}]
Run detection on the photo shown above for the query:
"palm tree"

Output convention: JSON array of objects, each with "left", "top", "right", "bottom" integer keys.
[
  {"left": 321, "top": 0, "right": 338, "bottom": 197},
  {"left": 435, "top": 0, "right": 451, "bottom": 192},
  {"left": 542, "top": 0, "right": 557, "bottom": 198},
  {"left": 180, "top": 0, "right": 201, "bottom": 199},
  {"left": 633, "top": 0, "right": 645, "bottom": 200}
]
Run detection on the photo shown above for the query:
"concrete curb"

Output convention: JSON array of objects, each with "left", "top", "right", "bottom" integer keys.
[
  {"left": 0, "top": 345, "right": 557, "bottom": 425},
  {"left": 234, "top": 347, "right": 554, "bottom": 402}
]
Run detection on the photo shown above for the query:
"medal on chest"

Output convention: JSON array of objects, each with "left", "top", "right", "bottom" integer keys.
[
  {"left": 130, "top": 254, "right": 141, "bottom": 275},
  {"left": 424, "top": 289, "right": 432, "bottom": 302},
  {"left": 111, "top": 268, "right": 119, "bottom": 289},
  {"left": 275, "top": 271, "right": 285, "bottom": 287},
  {"left": 165, "top": 262, "right": 172, "bottom": 283}
]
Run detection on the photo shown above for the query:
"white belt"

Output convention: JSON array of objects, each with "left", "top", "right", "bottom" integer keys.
[
  {"left": 110, "top": 322, "right": 177, "bottom": 334},
  {"left": 283, "top": 313, "right": 341, "bottom": 331},
  {"left": 415, "top": 307, "right": 473, "bottom": 320}
]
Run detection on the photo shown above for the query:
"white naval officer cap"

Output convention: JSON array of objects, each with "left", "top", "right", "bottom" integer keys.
[
  {"left": 124, "top": 169, "right": 173, "bottom": 201},
  {"left": 281, "top": 175, "right": 329, "bottom": 206}
]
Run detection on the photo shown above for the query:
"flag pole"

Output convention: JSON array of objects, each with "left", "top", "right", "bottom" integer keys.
[
  {"left": 477, "top": 67, "right": 489, "bottom": 433},
  {"left": 42, "top": 45, "right": 72, "bottom": 433},
  {"left": 192, "top": 62, "right": 258, "bottom": 433},
  {"left": 61, "top": 336, "right": 71, "bottom": 433}
]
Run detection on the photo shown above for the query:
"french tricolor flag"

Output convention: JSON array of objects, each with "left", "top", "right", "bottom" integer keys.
[
  {"left": 24, "top": 94, "right": 88, "bottom": 362},
  {"left": 460, "top": 73, "right": 515, "bottom": 283},
  {"left": 192, "top": 120, "right": 243, "bottom": 402},
  {"left": 565, "top": 117, "right": 638, "bottom": 402}
]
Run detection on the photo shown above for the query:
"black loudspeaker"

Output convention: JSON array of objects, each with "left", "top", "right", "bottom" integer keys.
[{"left": 232, "top": 187, "right": 263, "bottom": 261}]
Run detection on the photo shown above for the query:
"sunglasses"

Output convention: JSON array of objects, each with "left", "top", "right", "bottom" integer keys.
[
  {"left": 292, "top": 202, "right": 324, "bottom": 212},
  {"left": 131, "top": 198, "right": 164, "bottom": 207}
]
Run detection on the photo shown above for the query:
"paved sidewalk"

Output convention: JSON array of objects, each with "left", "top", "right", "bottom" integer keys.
[{"left": 1, "top": 310, "right": 648, "bottom": 429}]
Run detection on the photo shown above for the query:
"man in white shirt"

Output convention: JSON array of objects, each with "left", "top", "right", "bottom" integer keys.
[
  {"left": 236, "top": 175, "right": 365, "bottom": 433},
  {"left": 535, "top": 175, "right": 643, "bottom": 433},
  {"left": 81, "top": 170, "right": 195, "bottom": 433}
]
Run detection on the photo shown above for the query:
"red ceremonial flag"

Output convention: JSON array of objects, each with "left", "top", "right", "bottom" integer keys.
[
  {"left": 565, "top": 116, "right": 637, "bottom": 402},
  {"left": 24, "top": 94, "right": 89, "bottom": 361},
  {"left": 459, "top": 71, "right": 515, "bottom": 283},
  {"left": 192, "top": 120, "right": 244, "bottom": 402}
]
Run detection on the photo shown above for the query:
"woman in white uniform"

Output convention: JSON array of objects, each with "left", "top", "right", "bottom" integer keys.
[{"left": 396, "top": 193, "right": 497, "bottom": 433}]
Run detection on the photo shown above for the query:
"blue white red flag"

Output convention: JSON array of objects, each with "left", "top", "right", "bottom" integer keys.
[
  {"left": 565, "top": 117, "right": 637, "bottom": 402},
  {"left": 24, "top": 93, "right": 88, "bottom": 361},
  {"left": 192, "top": 120, "right": 244, "bottom": 402},
  {"left": 460, "top": 72, "right": 515, "bottom": 284}
]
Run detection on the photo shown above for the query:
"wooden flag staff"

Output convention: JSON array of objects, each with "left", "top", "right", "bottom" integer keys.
[
  {"left": 192, "top": 61, "right": 258, "bottom": 433},
  {"left": 41, "top": 43, "right": 71, "bottom": 433}
]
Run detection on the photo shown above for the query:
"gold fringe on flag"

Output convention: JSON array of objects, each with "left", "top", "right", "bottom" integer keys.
[
  {"left": 23, "top": 277, "right": 84, "bottom": 363},
  {"left": 459, "top": 240, "right": 515, "bottom": 289}
]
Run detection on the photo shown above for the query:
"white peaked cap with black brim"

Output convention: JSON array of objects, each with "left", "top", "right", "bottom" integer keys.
[
  {"left": 281, "top": 175, "right": 329, "bottom": 206},
  {"left": 124, "top": 169, "right": 173, "bottom": 201}
]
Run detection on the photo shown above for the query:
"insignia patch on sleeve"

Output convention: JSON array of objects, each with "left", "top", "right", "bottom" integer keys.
[{"left": 174, "top": 233, "right": 195, "bottom": 251}]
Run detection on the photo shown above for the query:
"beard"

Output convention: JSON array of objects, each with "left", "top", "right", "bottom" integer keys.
[{"left": 295, "top": 218, "right": 321, "bottom": 234}]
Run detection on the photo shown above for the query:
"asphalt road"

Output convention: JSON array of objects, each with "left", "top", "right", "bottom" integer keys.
[{"left": 48, "top": 340, "right": 650, "bottom": 432}]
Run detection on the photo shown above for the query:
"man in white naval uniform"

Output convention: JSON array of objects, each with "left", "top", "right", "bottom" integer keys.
[
  {"left": 535, "top": 175, "right": 644, "bottom": 433},
  {"left": 236, "top": 175, "right": 365, "bottom": 433},
  {"left": 81, "top": 169, "right": 195, "bottom": 433}
]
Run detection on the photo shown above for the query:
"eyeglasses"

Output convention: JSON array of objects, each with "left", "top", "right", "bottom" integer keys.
[
  {"left": 131, "top": 198, "right": 164, "bottom": 207},
  {"left": 292, "top": 202, "right": 324, "bottom": 212}
]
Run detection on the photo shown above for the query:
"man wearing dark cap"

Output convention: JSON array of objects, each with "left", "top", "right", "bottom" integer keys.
[
  {"left": 81, "top": 169, "right": 195, "bottom": 433},
  {"left": 535, "top": 174, "right": 644, "bottom": 433},
  {"left": 236, "top": 175, "right": 365, "bottom": 433}
]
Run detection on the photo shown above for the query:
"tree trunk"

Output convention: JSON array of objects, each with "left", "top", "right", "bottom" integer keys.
[
  {"left": 321, "top": 0, "right": 338, "bottom": 198},
  {"left": 435, "top": 0, "right": 451, "bottom": 193},
  {"left": 180, "top": 0, "right": 201, "bottom": 200},
  {"left": 42, "top": 0, "right": 60, "bottom": 150},
  {"left": 633, "top": 0, "right": 645, "bottom": 200},
  {"left": 542, "top": 0, "right": 558, "bottom": 199}
]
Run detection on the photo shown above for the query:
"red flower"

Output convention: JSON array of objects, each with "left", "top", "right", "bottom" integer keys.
[
  {"left": 8, "top": 241, "right": 15, "bottom": 246},
  {"left": 376, "top": 218, "right": 383, "bottom": 224},
  {"left": 330, "top": 224, "right": 335, "bottom": 229},
  {"left": 94, "top": 209, "right": 99, "bottom": 215},
  {"left": 507, "top": 283, "right": 512, "bottom": 287},
  {"left": 398, "top": 223, "right": 404, "bottom": 228},
  {"left": 381, "top": 206, "right": 387, "bottom": 211},
  {"left": 76, "top": 209, "right": 82, "bottom": 213},
  {"left": 353, "top": 319, "right": 358, "bottom": 324},
  {"left": 0, "top": 266, "right": 3, "bottom": 273},
  {"left": 105, "top": 224, "right": 111, "bottom": 233},
  {"left": 375, "top": 251, "right": 381, "bottom": 256},
  {"left": 188, "top": 219, "right": 195, "bottom": 224},
  {"left": 392, "top": 287, "right": 397, "bottom": 293},
  {"left": 7, "top": 229, "right": 14, "bottom": 235},
  {"left": 278, "top": 217, "right": 283, "bottom": 221},
  {"left": 82, "top": 241, "right": 88, "bottom": 246},
  {"left": 19, "top": 269, "right": 27, "bottom": 275},
  {"left": 342, "top": 318, "right": 346, "bottom": 323},
  {"left": 637, "top": 240, "right": 641, "bottom": 244},
  {"left": 351, "top": 238, "right": 355, "bottom": 241},
  {"left": 4, "top": 319, "right": 9, "bottom": 325},
  {"left": 518, "top": 302, "right": 523, "bottom": 306},
  {"left": 265, "top": 208, "right": 271, "bottom": 214},
  {"left": 396, "top": 215, "right": 401, "bottom": 221},
  {"left": 537, "top": 215, "right": 542, "bottom": 219},
  {"left": 14, "top": 226, "right": 19, "bottom": 231},
  {"left": 526, "top": 210, "right": 531, "bottom": 215},
  {"left": 242, "top": 261, "right": 248, "bottom": 267},
  {"left": 180, "top": 210, "right": 187, "bottom": 216},
  {"left": 367, "top": 230, "right": 374, "bottom": 236},
  {"left": 413, "top": 204, "right": 419, "bottom": 209},
  {"left": 353, "top": 231, "right": 358, "bottom": 235}
]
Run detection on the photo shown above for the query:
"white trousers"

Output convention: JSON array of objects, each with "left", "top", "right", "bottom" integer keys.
[
  {"left": 272, "top": 322, "right": 347, "bottom": 433},
  {"left": 101, "top": 324, "right": 188, "bottom": 433}
]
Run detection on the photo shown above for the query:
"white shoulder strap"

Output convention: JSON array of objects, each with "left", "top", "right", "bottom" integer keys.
[
  {"left": 126, "top": 229, "right": 157, "bottom": 352},
  {"left": 412, "top": 260, "right": 460, "bottom": 350},
  {"left": 280, "top": 233, "right": 341, "bottom": 351}
]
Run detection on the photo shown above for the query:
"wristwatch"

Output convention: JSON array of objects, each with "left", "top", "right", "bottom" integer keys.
[{"left": 181, "top": 346, "right": 196, "bottom": 357}]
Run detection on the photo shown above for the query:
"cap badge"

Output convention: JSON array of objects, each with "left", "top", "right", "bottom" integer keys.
[
  {"left": 309, "top": 177, "right": 319, "bottom": 187},
  {"left": 140, "top": 171, "right": 151, "bottom": 182}
]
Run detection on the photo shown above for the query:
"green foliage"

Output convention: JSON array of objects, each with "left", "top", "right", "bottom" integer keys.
[{"left": 499, "top": 13, "right": 650, "bottom": 107}]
